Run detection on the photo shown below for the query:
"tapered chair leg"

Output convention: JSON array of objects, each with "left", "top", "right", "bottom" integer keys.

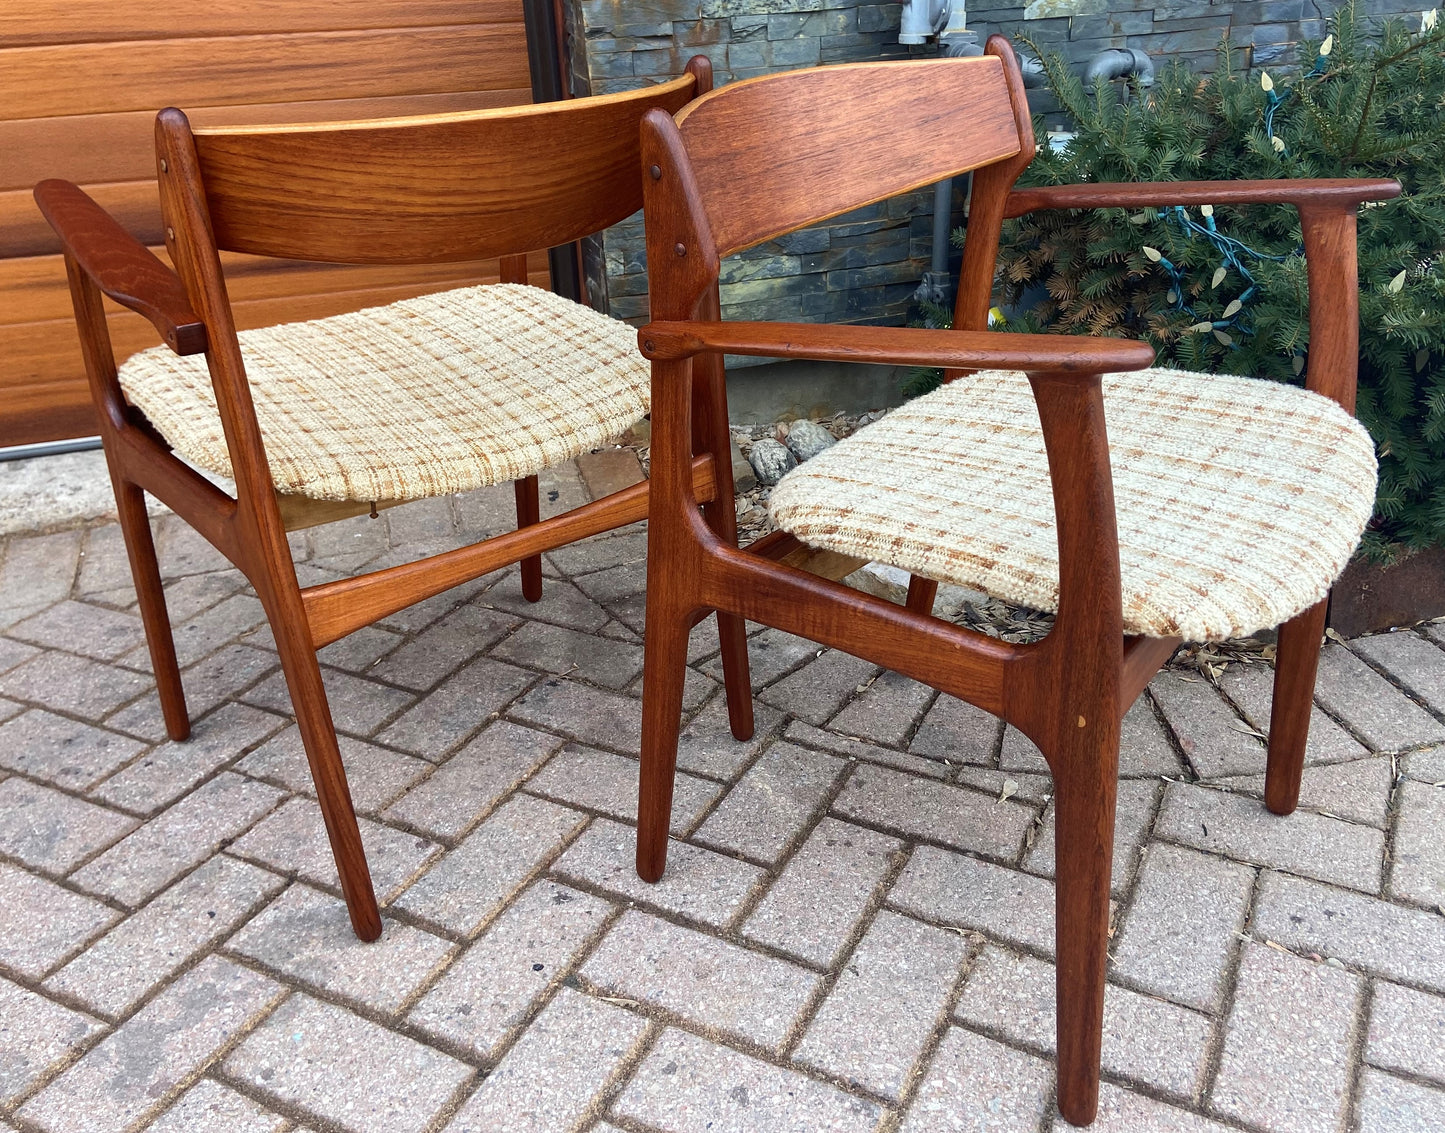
[
  {"left": 1265, "top": 597, "right": 1327, "bottom": 815},
  {"left": 637, "top": 593, "right": 694, "bottom": 883},
  {"left": 516, "top": 475, "right": 543, "bottom": 602},
  {"left": 112, "top": 478, "right": 190, "bottom": 741},
  {"left": 269, "top": 609, "right": 381, "bottom": 941},
  {"left": 906, "top": 575, "right": 938, "bottom": 615},
  {"left": 715, "top": 612, "right": 755, "bottom": 741},
  {"left": 1050, "top": 733, "right": 1119, "bottom": 1128}
]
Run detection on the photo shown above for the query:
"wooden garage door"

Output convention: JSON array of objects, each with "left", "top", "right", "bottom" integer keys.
[{"left": 0, "top": 1, "right": 540, "bottom": 446}]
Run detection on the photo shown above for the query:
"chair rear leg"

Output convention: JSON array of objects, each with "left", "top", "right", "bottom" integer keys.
[
  {"left": 270, "top": 613, "right": 382, "bottom": 941},
  {"left": 515, "top": 475, "right": 543, "bottom": 602},
  {"left": 1265, "top": 597, "right": 1327, "bottom": 815},
  {"left": 1049, "top": 728, "right": 1119, "bottom": 1128},
  {"left": 906, "top": 575, "right": 938, "bottom": 615},
  {"left": 637, "top": 593, "right": 693, "bottom": 883},
  {"left": 113, "top": 478, "right": 190, "bottom": 741}
]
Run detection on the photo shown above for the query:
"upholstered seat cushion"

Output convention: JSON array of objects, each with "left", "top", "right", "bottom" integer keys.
[
  {"left": 768, "top": 367, "right": 1378, "bottom": 642},
  {"left": 118, "top": 284, "right": 651, "bottom": 502}
]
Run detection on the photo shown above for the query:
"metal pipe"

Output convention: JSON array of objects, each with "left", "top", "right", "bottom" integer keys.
[
  {"left": 0, "top": 436, "right": 102, "bottom": 463},
  {"left": 1082, "top": 47, "right": 1155, "bottom": 90}
]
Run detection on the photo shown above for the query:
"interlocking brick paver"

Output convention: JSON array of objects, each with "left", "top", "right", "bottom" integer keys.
[
  {"left": 0, "top": 651, "right": 149, "bottom": 720},
  {"left": 375, "top": 656, "right": 532, "bottom": 754},
  {"left": 392, "top": 793, "right": 583, "bottom": 935},
  {"left": 1155, "top": 780, "right": 1384, "bottom": 893},
  {"left": 160, "top": 594, "right": 267, "bottom": 668},
  {"left": 1355, "top": 1069, "right": 1445, "bottom": 1132},
  {"left": 368, "top": 605, "right": 519, "bottom": 691},
  {"left": 548, "top": 529, "right": 647, "bottom": 576},
  {"left": 0, "top": 636, "right": 39, "bottom": 676},
  {"left": 1313, "top": 643, "right": 1445, "bottom": 751},
  {"left": 492, "top": 619, "right": 645, "bottom": 688},
  {"left": 1150, "top": 672, "right": 1266, "bottom": 779},
  {"left": 155, "top": 517, "right": 231, "bottom": 577},
  {"left": 91, "top": 703, "right": 284, "bottom": 813},
  {"left": 1391, "top": 779, "right": 1445, "bottom": 907},
  {"left": 1367, "top": 981, "right": 1445, "bottom": 1085},
  {"left": 75, "top": 773, "right": 284, "bottom": 906},
  {"left": 1111, "top": 843, "right": 1254, "bottom": 1012},
  {"left": 0, "top": 862, "right": 119, "bottom": 977},
  {"left": 1255, "top": 872, "right": 1445, "bottom": 991},
  {"left": 583, "top": 909, "right": 819, "bottom": 1050},
  {"left": 1213, "top": 942, "right": 1362, "bottom": 1133},
  {"left": 900, "top": 1026, "right": 1053, "bottom": 1133},
  {"left": 743, "top": 817, "right": 903, "bottom": 968},
  {"left": 19, "top": 955, "right": 285, "bottom": 1133},
  {"left": 444, "top": 987, "right": 647, "bottom": 1132},
  {"left": 908, "top": 692, "right": 1002, "bottom": 766},
  {"left": 409, "top": 880, "right": 612, "bottom": 1058},
  {"left": 9, "top": 600, "right": 145, "bottom": 660},
  {"left": 702, "top": 625, "right": 820, "bottom": 690},
  {"left": 108, "top": 644, "right": 278, "bottom": 741},
  {"left": 833, "top": 763, "right": 1035, "bottom": 859},
  {"left": 1403, "top": 744, "right": 1445, "bottom": 784},
  {"left": 1220, "top": 662, "right": 1370, "bottom": 765},
  {"left": 572, "top": 558, "right": 646, "bottom": 604},
  {"left": 0, "top": 976, "right": 105, "bottom": 1104},
  {"left": 48, "top": 856, "right": 284, "bottom": 1018},
  {"left": 0, "top": 532, "right": 81, "bottom": 623},
  {"left": 827, "top": 669, "right": 934, "bottom": 747},
  {"left": 154, "top": 571, "right": 249, "bottom": 624},
  {"left": 675, "top": 692, "right": 783, "bottom": 780},
  {"left": 614, "top": 1027, "right": 883, "bottom": 1133},
  {"left": 1024, "top": 778, "right": 1159, "bottom": 897},
  {"left": 758, "top": 648, "right": 879, "bottom": 725},
  {"left": 1053, "top": 1082, "right": 1237, "bottom": 1131},
  {"left": 382, "top": 719, "right": 562, "bottom": 840},
  {"left": 1352, "top": 630, "right": 1445, "bottom": 714},
  {"left": 0, "top": 777, "right": 136, "bottom": 873},
  {"left": 527, "top": 743, "right": 721, "bottom": 833},
  {"left": 315, "top": 624, "right": 403, "bottom": 673},
  {"left": 1214, "top": 754, "right": 1395, "bottom": 826},
  {"left": 1119, "top": 695, "right": 1188, "bottom": 776},
  {"left": 552, "top": 817, "right": 766, "bottom": 928},
  {"left": 787, "top": 719, "right": 951, "bottom": 778},
  {"left": 693, "top": 740, "right": 844, "bottom": 863},
  {"left": 479, "top": 573, "right": 610, "bottom": 631},
  {"left": 228, "top": 883, "right": 456, "bottom": 1015},
  {"left": 244, "top": 664, "right": 414, "bottom": 738},
  {"left": 146, "top": 1079, "right": 287, "bottom": 1133},
  {"left": 795, "top": 909, "right": 968, "bottom": 1099},
  {"left": 0, "top": 709, "right": 146, "bottom": 791},
  {"left": 956, "top": 945, "right": 1211, "bottom": 1098},
  {"left": 888, "top": 845, "right": 1056, "bottom": 955},
  {"left": 237, "top": 725, "right": 430, "bottom": 814},
  {"left": 509, "top": 676, "right": 642, "bottom": 752},
  {"left": 998, "top": 724, "right": 1047, "bottom": 772},
  {"left": 224, "top": 994, "right": 473, "bottom": 1133},
  {"left": 230, "top": 795, "right": 440, "bottom": 905}
]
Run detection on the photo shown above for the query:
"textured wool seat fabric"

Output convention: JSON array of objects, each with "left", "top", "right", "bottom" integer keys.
[
  {"left": 118, "top": 284, "right": 651, "bottom": 502},
  {"left": 769, "top": 367, "right": 1378, "bottom": 642}
]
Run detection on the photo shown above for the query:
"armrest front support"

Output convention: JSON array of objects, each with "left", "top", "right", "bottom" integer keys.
[
  {"left": 639, "top": 320, "right": 1156, "bottom": 375},
  {"left": 1002, "top": 178, "right": 1401, "bottom": 218},
  {"left": 34, "top": 179, "right": 207, "bottom": 356}
]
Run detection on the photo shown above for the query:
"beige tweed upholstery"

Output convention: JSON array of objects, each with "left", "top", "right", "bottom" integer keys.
[
  {"left": 769, "top": 367, "right": 1378, "bottom": 642},
  {"left": 118, "top": 284, "right": 651, "bottom": 502}
]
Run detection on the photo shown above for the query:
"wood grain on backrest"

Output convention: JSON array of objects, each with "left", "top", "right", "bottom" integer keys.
[
  {"left": 674, "top": 56, "right": 1022, "bottom": 258},
  {"left": 191, "top": 74, "right": 699, "bottom": 264}
]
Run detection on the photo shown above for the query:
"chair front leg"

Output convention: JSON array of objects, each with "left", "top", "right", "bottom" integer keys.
[
  {"left": 1264, "top": 597, "right": 1327, "bottom": 813},
  {"left": 515, "top": 475, "right": 543, "bottom": 602}
]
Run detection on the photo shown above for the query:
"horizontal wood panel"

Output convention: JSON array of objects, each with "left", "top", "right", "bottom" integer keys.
[
  {"left": 4, "top": 26, "right": 530, "bottom": 119},
  {"left": 0, "top": 383, "right": 97, "bottom": 447},
  {"left": 3, "top": 89, "right": 531, "bottom": 190},
  {"left": 0, "top": 0, "right": 522, "bottom": 48},
  {"left": 2, "top": 248, "right": 550, "bottom": 326},
  {"left": 2, "top": 181, "right": 160, "bottom": 259}
]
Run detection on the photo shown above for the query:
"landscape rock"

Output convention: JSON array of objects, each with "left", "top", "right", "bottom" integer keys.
[
  {"left": 748, "top": 439, "right": 797, "bottom": 487},
  {"left": 783, "top": 420, "right": 837, "bottom": 462}
]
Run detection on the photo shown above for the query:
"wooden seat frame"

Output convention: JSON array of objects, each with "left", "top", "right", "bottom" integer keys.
[
  {"left": 632, "top": 37, "right": 1398, "bottom": 1126},
  {"left": 34, "top": 58, "right": 756, "bottom": 944}
]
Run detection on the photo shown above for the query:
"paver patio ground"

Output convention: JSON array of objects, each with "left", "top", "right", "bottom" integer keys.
[{"left": 0, "top": 454, "right": 1441, "bottom": 1132}]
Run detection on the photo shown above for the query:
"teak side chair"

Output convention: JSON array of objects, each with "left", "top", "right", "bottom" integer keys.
[
  {"left": 633, "top": 37, "right": 1396, "bottom": 1125},
  {"left": 34, "top": 58, "right": 755, "bottom": 944}
]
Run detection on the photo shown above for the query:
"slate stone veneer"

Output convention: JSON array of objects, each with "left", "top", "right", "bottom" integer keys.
[{"left": 562, "top": 0, "right": 1422, "bottom": 332}]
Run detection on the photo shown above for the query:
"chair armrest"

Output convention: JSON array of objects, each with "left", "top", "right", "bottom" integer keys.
[
  {"left": 638, "top": 320, "right": 1155, "bottom": 375},
  {"left": 33, "top": 179, "right": 207, "bottom": 356},
  {"left": 1003, "top": 178, "right": 1401, "bottom": 219}
]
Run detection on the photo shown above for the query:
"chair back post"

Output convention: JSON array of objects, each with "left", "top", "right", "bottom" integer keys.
[
  {"left": 1297, "top": 204, "right": 1360, "bottom": 412},
  {"left": 951, "top": 35, "right": 1038, "bottom": 335},
  {"left": 154, "top": 109, "right": 291, "bottom": 564}
]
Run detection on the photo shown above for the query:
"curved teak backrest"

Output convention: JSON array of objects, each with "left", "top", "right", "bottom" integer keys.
[
  {"left": 182, "top": 70, "right": 705, "bottom": 264},
  {"left": 672, "top": 52, "right": 1024, "bottom": 259}
]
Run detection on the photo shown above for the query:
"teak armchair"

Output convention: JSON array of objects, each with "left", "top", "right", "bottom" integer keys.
[
  {"left": 34, "top": 59, "right": 755, "bottom": 944},
  {"left": 633, "top": 38, "right": 1395, "bottom": 1125}
]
